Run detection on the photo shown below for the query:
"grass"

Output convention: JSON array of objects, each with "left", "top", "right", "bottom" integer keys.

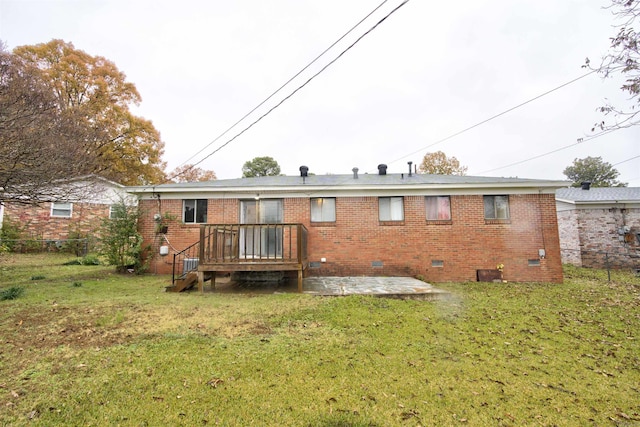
[{"left": 0, "top": 253, "right": 639, "bottom": 426}]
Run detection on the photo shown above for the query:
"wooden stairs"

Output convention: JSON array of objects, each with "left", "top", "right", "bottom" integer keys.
[{"left": 166, "top": 271, "right": 198, "bottom": 292}]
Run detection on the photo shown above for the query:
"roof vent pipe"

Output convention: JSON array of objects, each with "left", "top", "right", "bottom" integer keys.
[
  {"left": 378, "top": 164, "right": 387, "bottom": 175},
  {"left": 580, "top": 181, "right": 591, "bottom": 190},
  {"left": 352, "top": 167, "right": 359, "bottom": 179},
  {"left": 408, "top": 161, "right": 413, "bottom": 177},
  {"left": 299, "top": 166, "right": 309, "bottom": 177}
]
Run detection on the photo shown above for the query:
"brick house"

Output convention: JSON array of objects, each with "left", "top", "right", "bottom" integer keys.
[
  {"left": 1, "top": 175, "right": 130, "bottom": 247},
  {"left": 556, "top": 185, "right": 640, "bottom": 268},
  {"left": 129, "top": 166, "right": 566, "bottom": 285}
]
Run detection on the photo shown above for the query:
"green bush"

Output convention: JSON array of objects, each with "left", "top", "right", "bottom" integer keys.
[
  {"left": 99, "top": 201, "right": 149, "bottom": 273},
  {"left": 30, "top": 275, "right": 46, "bottom": 280},
  {"left": 0, "top": 286, "right": 24, "bottom": 301},
  {"left": 81, "top": 254, "right": 101, "bottom": 265},
  {"left": 0, "top": 217, "right": 23, "bottom": 252}
]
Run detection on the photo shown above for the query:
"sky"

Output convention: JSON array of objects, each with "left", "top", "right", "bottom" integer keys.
[{"left": 1, "top": 0, "right": 639, "bottom": 184}]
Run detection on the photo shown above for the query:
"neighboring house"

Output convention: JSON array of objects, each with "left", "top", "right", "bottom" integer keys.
[
  {"left": 128, "top": 165, "right": 566, "bottom": 285},
  {"left": 1, "top": 175, "right": 130, "bottom": 245},
  {"left": 556, "top": 185, "right": 640, "bottom": 269}
]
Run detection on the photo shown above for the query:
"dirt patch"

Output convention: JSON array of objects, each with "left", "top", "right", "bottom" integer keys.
[{"left": 4, "top": 305, "right": 136, "bottom": 351}]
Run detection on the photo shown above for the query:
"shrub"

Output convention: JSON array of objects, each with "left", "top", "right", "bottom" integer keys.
[
  {"left": 0, "top": 217, "right": 22, "bottom": 252},
  {"left": 30, "top": 275, "right": 46, "bottom": 280},
  {"left": 0, "top": 286, "right": 24, "bottom": 301},
  {"left": 81, "top": 254, "right": 101, "bottom": 265},
  {"left": 99, "top": 200, "right": 149, "bottom": 274}
]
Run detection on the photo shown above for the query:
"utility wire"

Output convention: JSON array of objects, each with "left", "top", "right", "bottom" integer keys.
[
  {"left": 472, "top": 128, "right": 618, "bottom": 175},
  {"left": 474, "top": 127, "right": 640, "bottom": 176},
  {"left": 184, "top": 0, "right": 410, "bottom": 173},
  {"left": 170, "top": 0, "right": 397, "bottom": 180},
  {"left": 387, "top": 70, "right": 598, "bottom": 166},
  {"left": 612, "top": 154, "right": 640, "bottom": 166}
]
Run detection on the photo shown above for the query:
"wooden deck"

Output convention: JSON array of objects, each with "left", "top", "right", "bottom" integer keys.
[{"left": 196, "top": 223, "right": 308, "bottom": 292}]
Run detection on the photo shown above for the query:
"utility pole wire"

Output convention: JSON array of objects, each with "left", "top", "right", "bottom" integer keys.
[
  {"left": 169, "top": 0, "right": 400, "bottom": 181},
  {"left": 179, "top": 0, "right": 410, "bottom": 175},
  {"left": 472, "top": 127, "right": 619, "bottom": 175},
  {"left": 388, "top": 70, "right": 598, "bottom": 166}
]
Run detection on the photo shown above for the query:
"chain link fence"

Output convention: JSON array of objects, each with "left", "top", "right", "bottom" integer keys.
[
  {"left": 0, "top": 238, "right": 91, "bottom": 257},
  {"left": 561, "top": 247, "right": 640, "bottom": 280}
]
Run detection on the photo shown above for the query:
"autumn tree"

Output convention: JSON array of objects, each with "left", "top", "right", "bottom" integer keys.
[
  {"left": 242, "top": 156, "right": 281, "bottom": 178},
  {"left": 12, "top": 39, "right": 166, "bottom": 185},
  {"left": 0, "top": 44, "right": 98, "bottom": 204},
  {"left": 169, "top": 164, "right": 217, "bottom": 182},
  {"left": 563, "top": 156, "right": 626, "bottom": 187},
  {"left": 418, "top": 151, "right": 468, "bottom": 175},
  {"left": 586, "top": 0, "right": 640, "bottom": 130}
]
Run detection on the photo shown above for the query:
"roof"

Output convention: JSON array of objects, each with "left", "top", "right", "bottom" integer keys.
[
  {"left": 127, "top": 173, "right": 569, "bottom": 199},
  {"left": 556, "top": 187, "right": 640, "bottom": 204}
]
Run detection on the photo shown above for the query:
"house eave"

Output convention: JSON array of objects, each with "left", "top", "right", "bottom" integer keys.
[{"left": 127, "top": 179, "right": 568, "bottom": 200}]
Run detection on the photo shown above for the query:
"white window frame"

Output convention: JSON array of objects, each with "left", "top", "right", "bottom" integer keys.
[
  {"left": 51, "top": 202, "right": 73, "bottom": 218},
  {"left": 483, "top": 195, "right": 510, "bottom": 220},
  {"left": 310, "top": 198, "right": 336, "bottom": 222},
  {"left": 379, "top": 197, "right": 404, "bottom": 221},
  {"left": 183, "top": 199, "right": 208, "bottom": 224}
]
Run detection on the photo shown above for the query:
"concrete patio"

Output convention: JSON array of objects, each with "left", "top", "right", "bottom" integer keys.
[{"left": 208, "top": 275, "right": 450, "bottom": 300}]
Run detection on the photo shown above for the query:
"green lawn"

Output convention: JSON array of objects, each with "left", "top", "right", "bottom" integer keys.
[{"left": 1, "top": 254, "right": 639, "bottom": 426}]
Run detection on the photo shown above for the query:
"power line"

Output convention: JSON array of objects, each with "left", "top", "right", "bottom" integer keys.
[
  {"left": 612, "top": 154, "right": 640, "bottom": 166},
  {"left": 184, "top": 0, "right": 410, "bottom": 173},
  {"left": 387, "top": 70, "right": 598, "bottom": 166},
  {"left": 472, "top": 128, "right": 619, "bottom": 175},
  {"left": 170, "top": 0, "right": 399, "bottom": 180}
]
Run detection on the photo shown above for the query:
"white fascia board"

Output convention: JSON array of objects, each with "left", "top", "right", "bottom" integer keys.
[{"left": 130, "top": 181, "right": 566, "bottom": 200}]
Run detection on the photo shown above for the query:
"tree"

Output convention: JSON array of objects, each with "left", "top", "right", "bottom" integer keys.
[
  {"left": 1, "top": 44, "right": 98, "bottom": 204},
  {"left": 169, "top": 164, "right": 217, "bottom": 182},
  {"left": 99, "top": 200, "right": 147, "bottom": 273},
  {"left": 563, "top": 156, "right": 627, "bottom": 187},
  {"left": 12, "top": 40, "right": 167, "bottom": 185},
  {"left": 586, "top": 0, "right": 640, "bottom": 130},
  {"left": 242, "top": 156, "right": 281, "bottom": 178},
  {"left": 418, "top": 151, "right": 468, "bottom": 175}
]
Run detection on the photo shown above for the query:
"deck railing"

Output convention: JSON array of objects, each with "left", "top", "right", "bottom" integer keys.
[{"left": 199, "top": 223, "right": 307, "bottom": 266}]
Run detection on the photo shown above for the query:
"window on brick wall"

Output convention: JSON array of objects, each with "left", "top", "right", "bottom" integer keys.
[
  {"left": 183, "top": 199, "right": 208, "bottom": 223},
  {"left": 311, "top": 198, "right": 336, "bottom": 222},
  {"left": 109, "top": 204, "right": 126, "bottom": 220},
  {"left": 51, "top": 202, "right": 72, "bottom": 218},
  {"left": 483, "top": 195, "right": 510, "bottom": 219},
  {"left": 379, "top": 197, "right": 404, "bottom": 221},
  {"left": 425, "top": 196, "right": 451, "bottom": 220}
]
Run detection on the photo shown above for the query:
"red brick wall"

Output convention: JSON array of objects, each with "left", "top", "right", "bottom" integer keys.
[
  {"left": 4, "top": 202, "right": 111, "bottom": 241},
  {"left": 140, "top": 193, "right": 563, "bottom": 282}
]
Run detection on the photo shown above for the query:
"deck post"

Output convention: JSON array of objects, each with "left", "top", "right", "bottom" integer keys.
[
  {"left": 211, "top": 273, "right": 216, "bottom": 291},
  {"left": 197, "top": 270, "right": 204, "bottom": 293},
  {"left": 297, "top": 268, "right": 303, "bottom": 293}
]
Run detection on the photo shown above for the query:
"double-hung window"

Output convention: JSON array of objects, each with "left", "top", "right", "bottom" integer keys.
[
  {"left": 51, "top": 202, "right": 72, "bottom": 218},
  {"left": 425, "top": 196, "right": 451, "bottom": 220},
  {"left": 310, "top": 198, "right": 336, "bottom": 222},
  {"left": 379, "top": 197, "right": 404, "bottom": 221},
  {"left": 183, "top": 199, "right": 208, "bottom": 223},
  {"left": 109, "top": 204, "right": 127, "bottom": 220},
  {"left": 483, "top": 195, "right": 510, "bottom": 220}
]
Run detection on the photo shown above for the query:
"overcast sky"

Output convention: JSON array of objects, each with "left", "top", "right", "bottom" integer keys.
[{"left": 1, "top": 0, "right": 639, "bottom": 184}]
